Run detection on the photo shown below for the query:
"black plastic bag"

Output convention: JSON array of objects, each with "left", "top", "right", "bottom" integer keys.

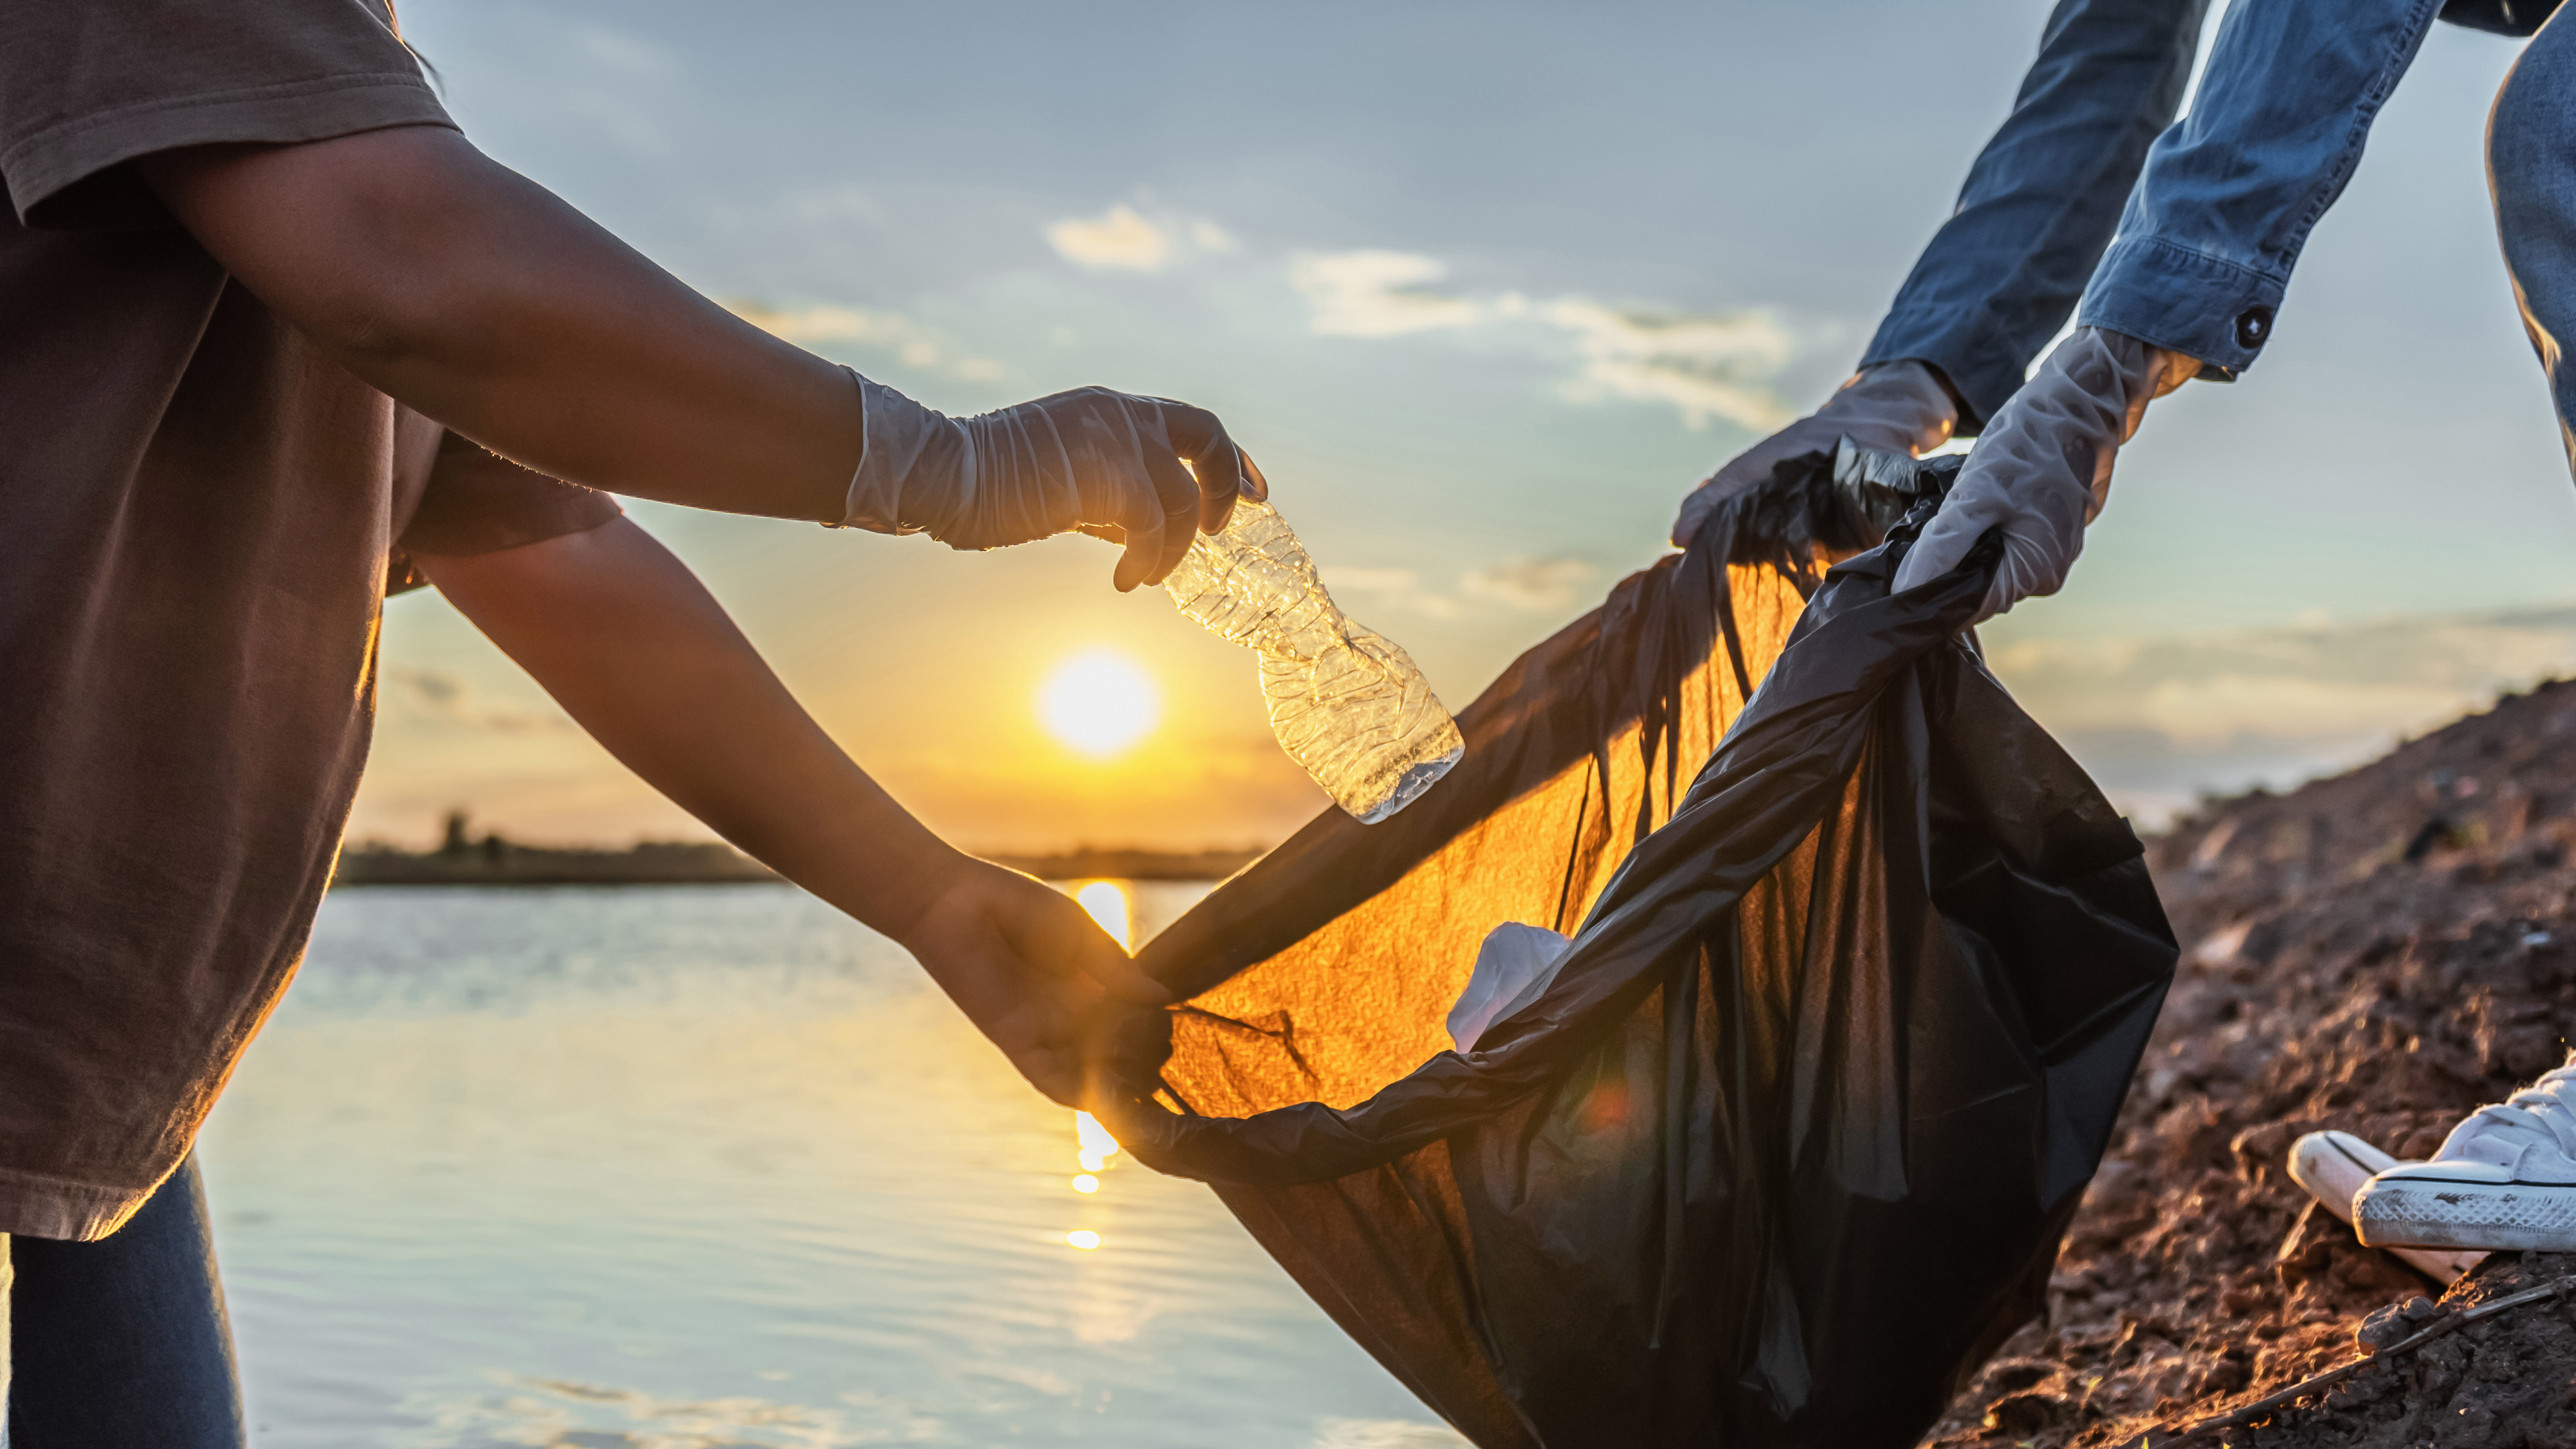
[{"left": 1095, "top": 455, "right": 2176, "bottom": 1448}]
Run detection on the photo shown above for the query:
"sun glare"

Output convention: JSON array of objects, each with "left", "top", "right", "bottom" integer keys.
[
  {"left": 1073, "top": 880, "right": 1131, "bottom": 948},
  {"left": 1038, "top": 649, "right": 1159, "bottom": 758},
  {"left": 1075, "top": 1110, "right": 1122, "bottom": 1173}
]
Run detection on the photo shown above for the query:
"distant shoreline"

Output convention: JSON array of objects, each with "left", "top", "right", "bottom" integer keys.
[{"left": 330, "top": 840, "right": 1262, "bottom": 888}]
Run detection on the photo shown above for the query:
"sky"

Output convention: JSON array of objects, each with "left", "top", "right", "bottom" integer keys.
[{"left": 357, "top": 0, "right": 2576, "bottom": 853}]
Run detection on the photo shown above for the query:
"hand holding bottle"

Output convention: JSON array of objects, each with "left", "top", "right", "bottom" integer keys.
[{"left": 839, "top": 374, "right": 1263, "bottom": 592}]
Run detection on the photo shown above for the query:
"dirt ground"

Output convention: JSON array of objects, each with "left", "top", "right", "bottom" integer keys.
[{"left": 1922, "top": 678, "right": 2576, "bottom": 1448}]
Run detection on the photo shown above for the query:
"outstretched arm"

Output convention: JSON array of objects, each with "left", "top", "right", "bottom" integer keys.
[
  {"left": 145, "top": 128, "right": 861, "bottom": 524},
  {"left": 1890, "top": 0, "right": 2454, "bottom": 624},
  {"left": 1673, "top": 0, "right": 2208, "bottom": 544},
  {"left": 1859, "top": 0, "right": 2212, "bottom": 430},
  {"left": 417, "top": 515, "right": 1167, "bottom": 1101},
  {"left": 140, "top": 127, "right": 1248, "bottom": 590}
]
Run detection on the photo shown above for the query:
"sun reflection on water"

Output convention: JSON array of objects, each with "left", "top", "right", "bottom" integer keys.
[
  {"left": 1074, "top": 1109, "right": 1122, "bottom": 1173},
  {"left": 1056, "top": 881, "right": 1134, "bottom": 1251},
  {"left": 1073, "top": 879, "right": 1131, "bottom": 948}
]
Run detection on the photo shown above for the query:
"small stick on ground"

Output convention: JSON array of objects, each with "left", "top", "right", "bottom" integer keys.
[{"left": 2147, "top": 1274, "right": 2576, "bottom": 1446}]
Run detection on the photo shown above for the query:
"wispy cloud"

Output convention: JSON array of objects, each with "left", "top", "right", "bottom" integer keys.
[
  {"left": 1461, "top": 556, "right": 1597, "bottom": 611},
  {"left": 380, "top": 667, "right": 573, "bottom": 735},
  {"left": 1543, "top": 300, "right": 1795, "bottom": 432},
  {"left": 1324, "top": 556, "right": 1598, "bottom": 619},
  {"left": 1990, "top": 602, "right": 2576, "bottom": 824},
  {"left": 1290, "top": 251, "right": 1486, "bottom": 337},
  {"left": 1285, "top": 251, "right": 1792, "bottom": 428},
  {"left": 1310, "top": 1419, "right": 1471, "bottom": 1449},
  {"left": 726, "top": 301, "right": 1005, "bottom": 382},
  {"left": 1323, "top": 565, "right": 1465, "bottom": 620},
  {"left": 1044, "top": 202, "right": 1240, "bottom": 273},
  {"left": 1047, "top": 203, "right": 1172, "bottom": 271}
]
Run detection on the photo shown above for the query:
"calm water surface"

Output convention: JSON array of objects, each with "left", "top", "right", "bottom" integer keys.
[{"left": 201, "top": 883, "right": 1460, "bottom": 1448}]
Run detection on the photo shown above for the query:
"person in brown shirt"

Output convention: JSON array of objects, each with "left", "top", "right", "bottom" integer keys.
[{"left": 0, "top": 1, "right": 1232, "bottom": 1437}]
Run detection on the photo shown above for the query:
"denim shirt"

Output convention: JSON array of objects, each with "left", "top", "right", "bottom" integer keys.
[{"left": 1860, "top": 0, "right": 2538, "bottom": 429}]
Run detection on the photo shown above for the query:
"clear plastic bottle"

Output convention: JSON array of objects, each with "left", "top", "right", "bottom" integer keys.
[{"left": 1163, "top": 498, "right": 1464, "bottom": 824}]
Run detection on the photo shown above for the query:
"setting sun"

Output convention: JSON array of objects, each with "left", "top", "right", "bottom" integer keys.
[{"left": 1037, "top": 648, "right": 1159, "bottom": 758}]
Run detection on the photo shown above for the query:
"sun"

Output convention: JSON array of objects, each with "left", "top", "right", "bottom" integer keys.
[{"left": 1037, "top": 648, "right": 1160, "bottom": 758}]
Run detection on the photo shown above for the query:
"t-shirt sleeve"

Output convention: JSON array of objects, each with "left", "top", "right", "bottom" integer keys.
[
  {"left": 391, "top": 432, "right": 622, "bottom": 587},
  {"left": 0, "top": 0, "right": 455, "bottom": 228}
]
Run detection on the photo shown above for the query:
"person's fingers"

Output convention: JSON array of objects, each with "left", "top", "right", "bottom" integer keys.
[
  {"left": 1670, "top": 459, "right": 1769, "bottom": 548},
  {"left": 1074, "top": 522, "right": 1126, "bottom": 545},
  {"left": 1154, "top": 401, "right": 1248, "bottom": 535},
  {"left": 1670, "top": 428, "right": 1812, "bottom": 548},
  {"left": 1012, "top": 1041, "right": 1085, "bottom": 1107},
  {"left": 1239, "top": 451, "right": 1269, "bottom": 503},
  {"left": 995, "top": 881, "right": 1174, "bottom": 1006},
  {"left": 923, "top": 924, "right": 1089, "bottom": 1103},
  {"left": 1106, "top": 466, "right": 1171, "bottom": 593},
  {"left": 1133, "top": 443, "right": 1202, "bottom": 590},
  {"left": 1889, "top": 507, "right": 1982, "bottom": 594},
  {"left": 1670, "top": 481, "right": 1726, "bottom": 550}
]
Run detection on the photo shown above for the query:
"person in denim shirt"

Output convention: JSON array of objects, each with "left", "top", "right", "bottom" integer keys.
[{"left": 1675, "top": 0, "right": 2571, "bottom": 623}]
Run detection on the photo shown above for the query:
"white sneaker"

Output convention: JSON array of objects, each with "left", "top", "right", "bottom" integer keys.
[
  {"left": 2354, "top": 1061, "right": 2576, "bottom": 1252},
  {"left": 2286, "top": 1130, "right": 2483, "bottom": 1283}
]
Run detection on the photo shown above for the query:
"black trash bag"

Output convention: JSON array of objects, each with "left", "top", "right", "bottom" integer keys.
[{"left": 1092, "top": 452, "right": 2176, "bottom": 1449}]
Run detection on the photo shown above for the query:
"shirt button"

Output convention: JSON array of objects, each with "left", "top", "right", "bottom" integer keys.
[{"left": 2234, "top": 305, "right": 2274, "bottom": 350}]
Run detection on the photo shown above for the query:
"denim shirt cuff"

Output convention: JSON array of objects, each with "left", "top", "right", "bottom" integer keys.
[
  {"left": 1857, "top": 310, "right": 2029, "bottom": 435},
  {"left": 2078, "top": 235, "right": 2283, "bottom": 379}
]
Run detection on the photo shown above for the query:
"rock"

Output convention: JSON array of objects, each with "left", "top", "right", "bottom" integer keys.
[{"left": 2355, "top": 1302, "right": 2411, "bottom": 1353}]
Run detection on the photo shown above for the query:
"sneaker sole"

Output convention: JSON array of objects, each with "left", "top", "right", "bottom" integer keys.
[
  {"left": 2288, "top": 1132, "right": 2485, "bottom": 1282},
  {"left": 2288, "top": 1130, "right": 2396, "bottom": 1219},
  {"left": 2354, "top": 1175, "right": 2576, "bottom": 1251}
]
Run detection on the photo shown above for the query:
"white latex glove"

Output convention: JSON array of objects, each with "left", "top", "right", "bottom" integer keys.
[
  {"left": 839, "top": 371, "right": 1263, "bottom": 592},
  {"left": 1670, "top": 359, "right": 1957, "bottom": 547},
  {"left": 1890, "top": 328, "right": 2195, "bottom": 623}
]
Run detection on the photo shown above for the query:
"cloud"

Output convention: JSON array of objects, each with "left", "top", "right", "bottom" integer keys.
[
  {"left": 1986, "top": 602, "right": 2576, "bottom": 824},
  {"left": 1324, "top": 556, "right": 1598, "bottom": 619},
  {"left": 725, "top": 301, "right": 1005, "bottom": 382},
  {"left": 1290, "top": 251, "right": 1484, "bottom": 337},
  {"left": 1461, "top": 556, "right": 1597, "bottom": 612},
  {"left": 1543, "top": 300, "right": 1795, "bottom": 432},
  {"left": 1321, "top": 565, "right": 1465, "bottom": 620},
  {"left": 1046, "top": 203, "right": 1174, "bottom": 271},
  {"left": 1042, "top": 201, "right": 1245, "bottom": 273},
  {"left": 1311, "top": 1420, "right": 1471, "bottom": 1449},
  {"left": 1284, "top": 252, "right": 1792, "bottom": 429},
  {"left": 380, "top": 668, "right": 573, "bottom": 735}
]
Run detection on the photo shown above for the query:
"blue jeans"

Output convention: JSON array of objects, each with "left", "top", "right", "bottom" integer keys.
[
  {"left": 2496, "top": 4, "right": 2576, "bottom": 466},
  {"left": 0, "top": 1156, "right": 244, "bottom": 1448}
]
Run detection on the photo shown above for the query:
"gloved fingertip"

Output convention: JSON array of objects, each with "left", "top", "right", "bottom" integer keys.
[
  {"left": 1239, "top": 450, "right": 1270, "bottom": 501},
  {"left": 1670, "top": 500, "right": 1708, "bottom": 550}
]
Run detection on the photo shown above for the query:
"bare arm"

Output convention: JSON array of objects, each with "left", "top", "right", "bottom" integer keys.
[
  {"left": 418, "top": 517, "right": 1165, "bottom": 1100},
  {"left": 142, "top": 127, "right": 856, "bottom": 524}
]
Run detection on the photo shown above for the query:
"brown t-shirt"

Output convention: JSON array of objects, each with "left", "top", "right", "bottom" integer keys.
[{"left": 0, "top": 1, "right": 621, "bottom": 1239}]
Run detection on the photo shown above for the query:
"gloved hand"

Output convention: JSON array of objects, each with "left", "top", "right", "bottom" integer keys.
[
  {"left": 840, "top": 371, "right": 1264, "bottom": 592},
  {"left": 1671, "top": 358, "right": 1957, "bottom": 547},
  {"left": 1890, "top": 328, "right": 2196, "bottom": 623}
]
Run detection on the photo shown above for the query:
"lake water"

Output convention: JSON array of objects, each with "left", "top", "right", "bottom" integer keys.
[{"left": 199, "top": 883, "right": 1463, "bottom": 1448}]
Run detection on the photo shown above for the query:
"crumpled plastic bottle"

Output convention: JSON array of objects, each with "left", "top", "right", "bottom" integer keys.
[{"left": 1163, "top": 498, "right": 1463, "bottom": 824}]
